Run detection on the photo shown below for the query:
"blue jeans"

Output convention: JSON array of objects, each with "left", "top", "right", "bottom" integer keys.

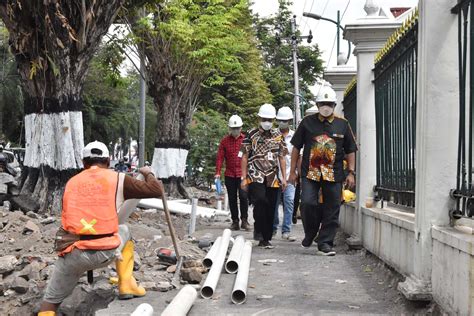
[{"left": 273, "top": 183, "right": 296, "bottom": 234}]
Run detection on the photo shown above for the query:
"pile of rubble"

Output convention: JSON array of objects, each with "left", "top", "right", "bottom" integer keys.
[{"left": 0, "top": 208, "right": 209, "bottom": 315}]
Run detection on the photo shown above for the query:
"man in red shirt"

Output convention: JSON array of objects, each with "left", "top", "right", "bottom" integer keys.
[{"left": 215, "top": 115, "right": 250, "bottom": 231}]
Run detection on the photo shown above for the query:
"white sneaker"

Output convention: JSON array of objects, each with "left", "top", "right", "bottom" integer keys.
[{"left": 282, "top": 232, "right": 296, "bottom": 242}]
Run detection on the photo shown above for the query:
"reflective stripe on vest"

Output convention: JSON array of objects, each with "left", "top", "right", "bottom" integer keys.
[{"left": 61, "top": 166, "right": 121, "bottom": 254}]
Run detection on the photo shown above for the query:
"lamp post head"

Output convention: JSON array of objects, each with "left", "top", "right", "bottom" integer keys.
[
  {"left": 337, "top": 52, "right": 348, "bottom": 65},
  {"left": 303, "top": 12, "right": 322, "bottom": 20}
]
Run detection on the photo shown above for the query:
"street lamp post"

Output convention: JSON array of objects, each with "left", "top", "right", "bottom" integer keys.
[
  {"left": 290, "top": 15, "right": 302, "bottom": 124},
  {"left": 303, "top": 11, "right": 352, "bottom": 65},
  {"left": 284, "top": 91, "right": 308, "bottom": 123}
]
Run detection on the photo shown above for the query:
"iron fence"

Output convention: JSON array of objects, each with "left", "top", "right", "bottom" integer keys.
[
  {"left": 373, "top": 12, "right": 418, "bottom": 208},
  {"left": 450, "top": 0, "right": 474, "bottom": 219},
  {"left": 342, "top": 77, "right": 357, "bottom": 136}
]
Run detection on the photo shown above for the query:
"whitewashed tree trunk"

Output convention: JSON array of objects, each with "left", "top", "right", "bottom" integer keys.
[{"left": 0, "top": 1, "right": 124, "bottom": 213}]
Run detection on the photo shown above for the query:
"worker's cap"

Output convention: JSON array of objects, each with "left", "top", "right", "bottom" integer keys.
[{"left": 82, "top": 141, "right": 109, "bottom": 159}]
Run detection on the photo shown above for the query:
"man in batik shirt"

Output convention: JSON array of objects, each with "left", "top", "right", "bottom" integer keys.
[
  {"left": 240, "top": 103, "right": 288, "bottom": 249},
  {"left": 289, "top": 86, "right": 357, "bottom": 256}
]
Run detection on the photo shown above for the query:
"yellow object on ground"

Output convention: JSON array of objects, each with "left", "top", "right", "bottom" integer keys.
[
  {"left": 38, "top": 312, "right": 56, "bottom": 316},
  {"left": 116, "top": 241, "right": 146, "bottom": 300},
  {"left": 343, "top": 190, "right": 356, "bottom": 203},
  {"left": 109, "top": 276, "right": 118, "bottom": 285}
]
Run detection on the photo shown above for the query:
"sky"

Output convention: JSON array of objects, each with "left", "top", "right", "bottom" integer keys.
[{"left": 251, "top": 0, "right": 419, "bottom": 70}]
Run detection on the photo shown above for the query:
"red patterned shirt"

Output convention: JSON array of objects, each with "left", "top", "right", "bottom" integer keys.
[{"left": 215, "top": 134, "right": 245, "bottom": 178}]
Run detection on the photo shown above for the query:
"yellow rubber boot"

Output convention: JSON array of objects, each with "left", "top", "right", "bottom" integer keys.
[
  {"left": 116, "top": 240, "right": 146, "bottom": 300},
  {"left": 38, "top": 312, "right": 56, "bottom": 316}
]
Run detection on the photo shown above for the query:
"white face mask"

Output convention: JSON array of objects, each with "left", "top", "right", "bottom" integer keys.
[
  {"left": 318, "top": 105, "right": 334, "bottom": 117},
  {"left": 229, "top": 128, "right": 241, "bottom": 137},
  {"left": 260, "top": 121, "right": 273, "bottom": 131},
  {"left": 278, "top": 121, "right": 290, "bottom": 129}
]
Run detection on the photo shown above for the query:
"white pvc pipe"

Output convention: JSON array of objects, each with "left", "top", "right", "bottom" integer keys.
[
  {"left": 201, "top": 229, "right": 231, "bottom": 299},
  {"left": 202, "top": 237, "right": 222, "bottom": 268},
  {"left": 217, "top": 200, "right": 222, "bottom": 210},
  {"left": 188, "top": 198, "right": 198, "bottom": 235},
  {"left": 161, "top": 285, "right": 197, "bottom": 316},
  {"left": 138, "top": 198, "right": 229, "bottom": 218},
  {"left": 224, "top": 193, "right": 229, "bottom": 211},
  {"left": 131, "top": 303, "right": 153, "bottom": 316},
  {"left": 231, "top": 241, "right": 253, "bottom": 304},
  {"left": 225, "top": 235, "right": 245, "bottom": 274}
]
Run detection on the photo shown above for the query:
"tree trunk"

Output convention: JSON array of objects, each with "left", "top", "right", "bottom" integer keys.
[
  {"left": 0, "top": 1, "right": 124, "bottom": 214},
  {"left": 149, "top": 81, "right": 191, "bottom": 199}
]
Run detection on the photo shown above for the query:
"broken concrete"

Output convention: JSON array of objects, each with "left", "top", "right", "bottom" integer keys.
[{"left": 0, "top": 255, "right": 18, "bottom": 274}]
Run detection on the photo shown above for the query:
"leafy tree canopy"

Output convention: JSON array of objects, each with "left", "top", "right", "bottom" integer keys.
[{"left": 254, "top": 0, "right": 324, "bottom": 111}]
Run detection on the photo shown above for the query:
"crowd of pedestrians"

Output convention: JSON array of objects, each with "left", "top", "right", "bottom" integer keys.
[{"left": 215, "top": 85, "right": 357, "bottom": 255}]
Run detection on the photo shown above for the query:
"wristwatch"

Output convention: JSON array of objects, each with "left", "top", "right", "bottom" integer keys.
[{"left": 348, "top": 169, "right": 356, "bottom": 176}]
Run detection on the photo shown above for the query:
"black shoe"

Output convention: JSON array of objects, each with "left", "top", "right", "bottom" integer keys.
[
  {"left": 230, "top": 221, "right": 240, "bottom": 231},
  {"left": 241, "top": 219, "right": 251, "bottom": 231},
  {"left": 259, "top": 240, "right": 274, "bottom": 249},
  {"left": 301, "top": 237, "right": 312, "bottom": 249},
  {"left": 317, "top": 243, "right": 336, "bottom": 256}
]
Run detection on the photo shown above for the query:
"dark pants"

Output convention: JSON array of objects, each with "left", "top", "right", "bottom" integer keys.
[
  {"left": 225, "top": 176, "right": 249, "bottom": 222},
  {"left": 249, "top": 183, "right": 278, "bottom": 242},
  {"left": 300, "top": 177, "right": 342, "bottom": 247},
  {"left": 292, "top": 182, "right": 301, "bottom": 223}
]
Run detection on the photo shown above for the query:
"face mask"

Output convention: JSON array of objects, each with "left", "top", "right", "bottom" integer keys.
[
  {"left": 260, "top": 121, "right": 273, "bottom": 131},
  {"left": 278, "top": 121, "right": 290, "bottom": 129},
  {"left": 318, "top": 105, "right": 334, "bottom": 117},
  {"left": 230, "top": 128, "right": 241, "bottom": 137}
]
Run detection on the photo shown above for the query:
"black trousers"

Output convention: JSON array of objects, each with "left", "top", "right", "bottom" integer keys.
[
  {"left": 225, "top": 176, "right": 249, "bottom": 222},
  {"left": 300, "top": 178, "right": 342, "bottom": 247},
  {"left": 249, "top": 182, "right": 278, "bottom": 242},
  {"left": 292, "top": 182, "right": 301, "bottom": 224}
]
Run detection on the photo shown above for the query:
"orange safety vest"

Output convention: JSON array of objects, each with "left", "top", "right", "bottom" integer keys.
[{"left": 61, "top": 166, "right": 121, "bottom": 254}]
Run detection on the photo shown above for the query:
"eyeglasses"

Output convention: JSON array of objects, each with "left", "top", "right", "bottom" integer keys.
[{"left": 260, "top": 118, "right": 273, "bottom": 122}]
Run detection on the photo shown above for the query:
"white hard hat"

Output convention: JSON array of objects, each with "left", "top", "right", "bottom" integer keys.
[
  {"left": 228, "top": 115, "right": 243, "bottom": 128},
  {"left": 83, "top": 141, "right": 109, "bottom": 158},
  {"left": 315, "top": 85, "right": 337, "bottom": 104},
  {"left": 305, "top": 105, "right": 319, "bottom": 116},
  {"left": 276, "top": 106, "right": 293, "bottom": 120},
  {"left": 257, "top": 103, "right": 276, "bottom": 119}
]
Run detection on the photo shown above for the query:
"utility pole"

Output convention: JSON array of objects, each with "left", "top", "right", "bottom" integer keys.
[
  {"left": 336, "top": 10, "right": 340, "bottom": 64},
  {"left": 138, "top": 56, "right": 146, "bottom": 168},
  {"left": 291, "top": 15, "right": 301, "bottom": 124},
  {"left": 138, "top": 9, "right": 146, "bottom": 168}
]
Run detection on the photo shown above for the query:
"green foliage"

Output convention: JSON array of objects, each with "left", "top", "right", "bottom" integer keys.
[
  {"left": 0, "top": 26, "right": 23, "bottom": 145},
  {"left": 82, "top": 48, "right": 157, "bottom": 159},
  {"left": 254, "top": 0, "right": 324, "bottom": 110},
  {"left": 198, "top": 0, "right": 271, "bottom": 128},
  {"left": 188, "top": 109, "right": 228, "bottom": 187}
]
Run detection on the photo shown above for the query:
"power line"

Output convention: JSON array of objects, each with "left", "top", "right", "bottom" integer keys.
[
  {"left": 303, "top": 0, "right": 328, "bottom": 35},
  {"left": 324, "top": 0, "right": 351, "bottom": 71},
  {"left": 301, "top": 0, "right": 317, "bottom": 34},
  {"left": 298, "top": 0, "right": 309, "bottom": 26}
]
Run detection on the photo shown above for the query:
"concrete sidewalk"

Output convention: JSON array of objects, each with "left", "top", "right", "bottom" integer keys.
[{"left": 96, "top": 214, "right": 435, "bottom": 315}]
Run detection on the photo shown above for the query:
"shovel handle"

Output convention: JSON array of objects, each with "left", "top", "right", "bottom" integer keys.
[{"left": 162, "top": 194, "right": 181, "bottom": 259}]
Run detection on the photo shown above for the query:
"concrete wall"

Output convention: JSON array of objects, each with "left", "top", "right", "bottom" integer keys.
[
  {"left": 340, "top": 203, "right": 357, "bottom": 236},
  {"left": 431, "top": 226, "right": 474, "bottom": 315},
  {"left": 339, "top": 206, "right": 415, "bottom": 277},
  {"left": 360, "top": 207, "right": 415, "bottom": 277}
]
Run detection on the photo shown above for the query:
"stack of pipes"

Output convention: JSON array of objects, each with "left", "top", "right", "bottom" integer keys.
[
  {"left": 200, "top": 229, "right": 253, "bottom": 304},
  {"left": 159, "top": 229, "right": 253, "bottom": 315}
]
